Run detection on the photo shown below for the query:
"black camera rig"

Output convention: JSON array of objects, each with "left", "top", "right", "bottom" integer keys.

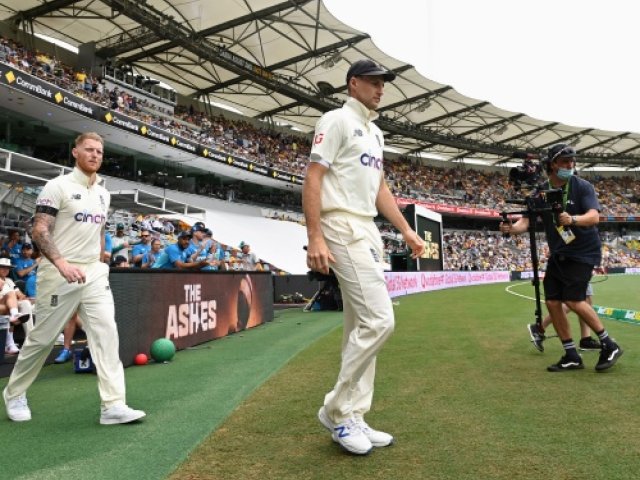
[{"left": 502, "top": 151, "right": 566, "bottom": 326}]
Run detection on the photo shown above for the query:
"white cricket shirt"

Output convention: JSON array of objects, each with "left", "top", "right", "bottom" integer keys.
[
  {"left": 35, "top": 167, "right": 110, "bottom": 264},
  {"left": 310, "top": 97, "right": 385, "bottom": 218}
]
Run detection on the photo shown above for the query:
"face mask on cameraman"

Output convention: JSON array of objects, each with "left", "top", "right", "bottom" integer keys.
[
  {"left": 545, "top": 144, "right": 577, "bottom": 182},
  {"left": 556, "top": 167, "right": 574, "bottom": 181}
]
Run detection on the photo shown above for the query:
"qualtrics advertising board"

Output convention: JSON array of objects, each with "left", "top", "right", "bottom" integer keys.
[{"left": 110, "top": 271, "right": 274, "bottom": 366}]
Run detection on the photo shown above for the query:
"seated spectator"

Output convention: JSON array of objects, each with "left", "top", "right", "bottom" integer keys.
[
  {"left": 0, "top": 257, "right": 33, "bottom": 354},
  {"left": 239, "top": 241, "right": 262, "bottom": 271},
  {"left": 140, "top": 239, "right": 163, "bottom": 268},
  {"left": 112, "top": 255, "right": 130, "bottom": 268},
  {"left": 130, "top": 229, "right": 152, "bottom": 267},
  {"left": 13, "top": 243, "right": 39, "bottom": 298},
  {"left": 110, "top": 223, "right": 130, "bottom": 257},
  {"left": 1, "top": 230, "right": 22, "bottom": 265},
  {"left": 152, "top": 231, "right": 209, "bottom": 270}
]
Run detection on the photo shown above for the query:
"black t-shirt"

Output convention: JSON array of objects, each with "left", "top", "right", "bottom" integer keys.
[{"left": 534, "top": 176, "right": 602, "bottom": 266}]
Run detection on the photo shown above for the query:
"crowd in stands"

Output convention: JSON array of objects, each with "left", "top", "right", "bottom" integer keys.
[
  {"left": 0, "top": 212, "right": 284, "bottom": 276},
  {"left": 105, "top": 214, "right": 284, "bottom": 274},
  {"left": 3, "top": 34, "right": 640, "bottom": 220},
  {"left": 1, "top": 35, "right": 310, "bottom": 177}
]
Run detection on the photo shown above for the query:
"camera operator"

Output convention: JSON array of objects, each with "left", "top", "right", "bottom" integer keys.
[{"left": 500, "top": 144, "right": 622, "bottom": 372}]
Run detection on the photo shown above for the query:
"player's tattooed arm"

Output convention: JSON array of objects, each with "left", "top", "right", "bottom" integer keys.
[{"left": 32, "top": 212, "right": 63, "bottom": 264}]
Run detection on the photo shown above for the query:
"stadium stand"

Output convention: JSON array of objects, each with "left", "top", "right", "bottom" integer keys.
[{"left": 0, "top": 30, "right": 639, "bottom": 277}]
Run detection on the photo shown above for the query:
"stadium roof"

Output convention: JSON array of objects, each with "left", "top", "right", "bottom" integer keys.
[{"left": 3, "top": 0, "right": 640, "bottom": 169}]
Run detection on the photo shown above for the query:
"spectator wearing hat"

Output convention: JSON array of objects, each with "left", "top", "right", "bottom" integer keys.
[
  {"left": 239, "top": 241, "right": 262, "bottom": 271},
  {"left": 153, "top": 231, "right": 209, "bottom": 269},
  {"left": 13, "top": 243, "right": 40, "bottom": 298},
  {"left": 111, "top": 255, "right": 130, "bottom": 268},
  {"left": 185, "top": 223, "right": 219, "bottom": 270},
  {"left": 110, "top": 223, "right": 129, "bottom": 257},
  {"left": 185, "top": 223, "right": 207, "bottom": 259},
  {"left": 0, "top": 257, "right": 32, "bottom": 354}
]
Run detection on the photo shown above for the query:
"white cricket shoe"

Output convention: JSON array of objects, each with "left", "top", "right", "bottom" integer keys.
[
  {"left": 317, "top": 407, "right": 372, "bottom": 455},
  {"left": 354, "top": 418, "right": 394, "bottom": 447},
  {"left": 100, "top": 404, "right": 146, "bottom": 425},
  {"left": 3, "top": 387, "right": 32, "bottom": 422}
]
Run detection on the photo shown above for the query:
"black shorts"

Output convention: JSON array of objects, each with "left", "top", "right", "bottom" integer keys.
[{"left": 543, "top": 256, "right": 593, "bottom": 302}]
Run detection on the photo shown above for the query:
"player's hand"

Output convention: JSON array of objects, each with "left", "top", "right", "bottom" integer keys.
[
  {"left": 56, "top": 259, "right": 86, "bottom": 284},
  {"left": 403, "top": 230, "right": 425, "bottom": 259},
  {"left": 306, "top": 237, "right": 335, "bottom": 275}
]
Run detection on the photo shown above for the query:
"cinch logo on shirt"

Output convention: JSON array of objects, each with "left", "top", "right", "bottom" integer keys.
[
  {"left": 74, "top": 211, "right": 106, "bottom": 224},
  {"left": 360, "top": 153, "right": 382, "bottom": 170}
]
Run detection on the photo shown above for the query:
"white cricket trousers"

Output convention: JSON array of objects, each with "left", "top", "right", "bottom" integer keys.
[
  {"left": 5, "top": 261, "right": 126, "bottom": 408},
  {"left": 320, "top": 212, "right": 394, "bottom": 424}
]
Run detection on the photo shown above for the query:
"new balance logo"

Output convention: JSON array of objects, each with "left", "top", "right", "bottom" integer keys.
[{"left": 334, "top": 426, "right": 350, "bottom": 438}]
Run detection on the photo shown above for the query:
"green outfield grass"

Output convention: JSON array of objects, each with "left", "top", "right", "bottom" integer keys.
[
  {"left": 2, "top": 275, "right": 639, "bottom": 480},
  {"left": 170, "top": 275, "right": 640, "bottom": 480}
]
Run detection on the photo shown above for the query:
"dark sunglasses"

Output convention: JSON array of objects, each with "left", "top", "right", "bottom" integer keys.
[{"left": 550, "top": 146, "right": 576, "bottom": 162}]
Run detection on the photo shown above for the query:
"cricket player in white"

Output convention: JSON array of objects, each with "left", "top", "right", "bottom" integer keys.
[
  {"left": 3, "top": 132, "right": 145, "bottom": 425},
  {"left": 304, "top": 59, "right": 425, "bottom": 455}
]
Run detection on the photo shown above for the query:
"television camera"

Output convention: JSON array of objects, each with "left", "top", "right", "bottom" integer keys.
[{"left": 502, "top": 150, "right": 567, "bottom": 327}]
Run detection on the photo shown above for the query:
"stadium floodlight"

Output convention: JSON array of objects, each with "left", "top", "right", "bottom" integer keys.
[{"left": 322, "top": 53, "right": 342, "bottom": 69}]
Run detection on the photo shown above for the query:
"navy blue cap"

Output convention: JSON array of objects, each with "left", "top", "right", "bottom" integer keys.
[{"left": 346, "top": 59, "right": 396, "bottom": 84}]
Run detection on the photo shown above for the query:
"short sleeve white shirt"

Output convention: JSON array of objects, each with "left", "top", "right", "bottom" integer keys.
[
  {"left": 35, "top": 167, "right": 110, "bottom": 264},
  {"left": 310, "top": 97, "right": 385, "bottom": 218}
]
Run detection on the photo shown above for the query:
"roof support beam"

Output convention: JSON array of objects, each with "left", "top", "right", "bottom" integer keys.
[
  {"left": 195, "top": 33, "right": 369, "bottom": 96},
  {"left": 107, "top": 0, "right": 312, "bottom": 60},
  {"left": 458, "top": 113, "right": 524, "bottom": 137},
  {"left": 91, "top": 0, "right": 553, "bottom": 158},
  {"left": 496, "top": 122, "right": 559, "bottom": 145},
  {"left": 7, "top": 0, "right": 79, "bottom": 24},
  {"left": 579, "top": 132, "right": 630, "bottom": 151},
  {"left": 417, "top": 102, "right": 489, "bottom": 127},
  {"left": 378, "top": 86, "right": 452, "bottom": 113}
]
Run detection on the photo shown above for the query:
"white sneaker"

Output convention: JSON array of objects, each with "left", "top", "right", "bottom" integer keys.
[
  {"left": 317, "top": 407, "right": 372, "bottom": 455},
  {"left": 100, "top": 404, "right": 146, "bottom": 425},
  {"left": 3, "top": 387, "right": 32, "bottom": 422},
  {"left": 5, "top": 343, "right": 19, "bottom": 355},
  {"left": 55, "top": 333, "right": 65, "bottom": 346},
  {"left": 318, "top": 406, "right": 334, "bottom": 432},
  {"left": 354, "top": 418, "right": 394, "bottom": 447}
]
